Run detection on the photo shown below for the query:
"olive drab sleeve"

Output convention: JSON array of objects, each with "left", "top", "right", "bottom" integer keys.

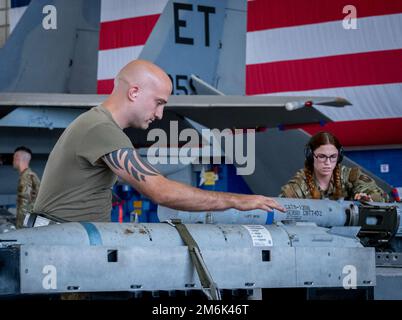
[
  {"left": 348, "top": 166, "right": 388, "bottom": 202},
  {"left": 279, "top": 169, "right": 309, "bottom": 198}
]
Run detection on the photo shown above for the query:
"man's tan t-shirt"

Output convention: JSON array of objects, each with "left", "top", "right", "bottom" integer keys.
[{"left": 34, "top": 105, "right": 133, "bottom": 222}]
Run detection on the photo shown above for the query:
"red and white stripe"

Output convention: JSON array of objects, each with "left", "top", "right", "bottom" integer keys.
[
  {"left": 97, "top": 0, "right": 168, "bottom": 94},
  {"left": 247, "top": 0, "right": 402, "bottom": 146}
]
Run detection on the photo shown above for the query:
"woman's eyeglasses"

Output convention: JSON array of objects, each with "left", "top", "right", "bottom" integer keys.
[{"left": 313, "top": 153, "right": 338, "bottom": 163}]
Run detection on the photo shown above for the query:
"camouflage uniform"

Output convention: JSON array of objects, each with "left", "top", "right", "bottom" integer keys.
[
  {"left": 280, "top": 165, "right": 388, "bottom": 202},
  {"left": 16, "top": 168, "right": 41, "bottom": 228}
]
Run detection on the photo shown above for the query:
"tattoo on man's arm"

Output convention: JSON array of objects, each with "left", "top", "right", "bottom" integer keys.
[{"left": 104, "top": 148, "right": 160, "bottom": 182}]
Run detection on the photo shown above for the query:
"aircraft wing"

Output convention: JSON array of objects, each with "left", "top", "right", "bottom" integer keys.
[
  {"left": 0, "top": 93, "right": 350, "bottom": 129},
  {"left": 167, "top": 95, "right": 350, "bottom": 129}
]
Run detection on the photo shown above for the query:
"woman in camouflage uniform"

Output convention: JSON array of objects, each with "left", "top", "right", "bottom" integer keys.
[
  {"left": 280, "top": 132, "right": 388, "bottom": 202},
  {"left": 13, "top": 146, "right": 41, "bottom": 228}
]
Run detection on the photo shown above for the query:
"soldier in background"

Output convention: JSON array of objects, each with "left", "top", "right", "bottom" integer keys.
[
  {"left": 280, "top": 132, "right": 388, "bottom": 202},
  {"left": 13, "top": 146, "right": 41, "bottom": 228}
]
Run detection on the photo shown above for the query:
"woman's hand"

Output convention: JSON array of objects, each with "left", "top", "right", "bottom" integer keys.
[{"left": 354, "top": 193, "right": 373, "bottom": 202}]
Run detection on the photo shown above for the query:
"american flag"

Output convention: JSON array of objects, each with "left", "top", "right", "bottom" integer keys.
[
  {"left": 246, "top": 0, "right": 402, "bottom": 146},
  {"left": 97, "top": 0, "right": 168, "bottom": 94},
  {"left": 97, "top": 0, "right": 402, "bottom": 146}
]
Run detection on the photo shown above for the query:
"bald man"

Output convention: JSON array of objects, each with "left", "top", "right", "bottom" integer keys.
[
  {"left": 13, "top": 146, "right": 41, "bottom": 228},
  {"left": 33, "top": 60, "right": 284, "bottom": 223}
]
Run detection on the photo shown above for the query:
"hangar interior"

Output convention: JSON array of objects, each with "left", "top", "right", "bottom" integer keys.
[{"left": 0, "top": 0, "right": 401, "bottom": 300}]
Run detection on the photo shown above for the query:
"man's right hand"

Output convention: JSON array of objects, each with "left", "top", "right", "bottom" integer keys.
[{"left": 232, "top": 194, "right": 286, "bottom": 212}]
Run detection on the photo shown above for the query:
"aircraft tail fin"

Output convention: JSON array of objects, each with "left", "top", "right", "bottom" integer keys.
[
  {"left": 0, "top": 0, "right": 100, "bottom": 93},
  {"left": 139, "top": 0, "right": 246, "bottom": 95}
]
